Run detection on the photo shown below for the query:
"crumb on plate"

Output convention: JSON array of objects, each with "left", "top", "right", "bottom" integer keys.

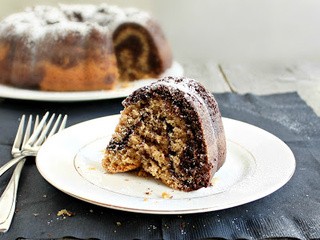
[
  {"left": 57, "top": 209, "right": 75, "bottom": 217},
  {"left": 161, "top": 192, "right": 173, "bottom": 199}
]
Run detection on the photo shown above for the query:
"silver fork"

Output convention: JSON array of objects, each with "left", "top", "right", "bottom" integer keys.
[
  {"left": 0, "top": 115, "right": 38, "bottom": 177},
  {"left": 0, "top": 112, "right": 67, "bottom": 176},
  {"left": 0, "top": 112, "right": 67, "bottom": 233}
]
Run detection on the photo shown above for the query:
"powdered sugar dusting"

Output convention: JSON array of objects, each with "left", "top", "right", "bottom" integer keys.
[
  {"left": 124, "top": 7, "right": 152, "bottom": 25},
  {"left": 152, "top": 76, "right": 204, "bottom": 99},
  {"left": 0, "top": 3, "right": 153, "bottom": 47},
  {"left": 28, "top": 5, "right": 67, "bottom": 24},
  {"left": 59, "top": 4, "right": 97, "bottom": 21},
  {"left": 94, "top": 4, "right": 127, "bottom": 29},
  {"left": 0, "top": 11, "right": 44, "bottom": 46}
]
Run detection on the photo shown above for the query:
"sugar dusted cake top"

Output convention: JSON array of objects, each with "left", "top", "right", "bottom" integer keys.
[{"left": 0, "top": 4, "right": 153, "bottom": 46}]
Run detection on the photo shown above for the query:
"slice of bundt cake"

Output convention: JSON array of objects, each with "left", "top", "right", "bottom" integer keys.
[{"left": 102, "top": 76, "right": 226, "bottom": 191}]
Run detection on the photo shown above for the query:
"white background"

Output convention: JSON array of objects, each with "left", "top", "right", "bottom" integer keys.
[{"left": 1, "top": 0, "right": 320, "bottom": 63}]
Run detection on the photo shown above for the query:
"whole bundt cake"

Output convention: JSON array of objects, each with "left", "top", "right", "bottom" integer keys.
[
  {"left": 102, "top": 76, "right": 226, "bottom": 192},
  {"left": 0, "top": 4, "right": 172, "bottom": 91}
]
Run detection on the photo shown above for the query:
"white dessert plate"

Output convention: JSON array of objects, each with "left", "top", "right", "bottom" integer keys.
[
  {"left": 0, "top": 61, "right": 183, "bottom": 102},
  {"left": 36, "top": 115, "right": 296, "bottom": 214}
]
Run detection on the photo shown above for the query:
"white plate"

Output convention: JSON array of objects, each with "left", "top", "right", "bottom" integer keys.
[
  {"left": 0, "top": 61, "right": 183, "bottom": 102},
  {"left": 36, "top": 115, "right": 295, "bottom": 214}
]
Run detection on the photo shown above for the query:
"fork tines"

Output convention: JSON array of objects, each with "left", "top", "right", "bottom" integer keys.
[
  {"left": 11, "top": 115, "right": 37, "bottom": 157},
  {"left": 26, "top": 112, "right": 67, "bottom": 148},
  {"left": 12, "top": 112, "right": 67, "bottom": 157}
]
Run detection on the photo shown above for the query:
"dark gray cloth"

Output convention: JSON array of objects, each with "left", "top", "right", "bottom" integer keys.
[{"left": 0, "top": 92, "right": 319, "bottom": 240}]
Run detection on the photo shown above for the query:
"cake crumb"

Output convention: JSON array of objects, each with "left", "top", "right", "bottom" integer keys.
[
  {"left": 57, "top": 209, "right": 75, "bottom": 217},
  {"left": 144, "top": 198, "right": 149, "bottom": 202},
  {"left": 211, "top": 177, "right": 219, "bottom": 185},
  {"left": 137, "top": 169, "right": 149, "bottom": 177},
  {"left": 161, "top": 192, "right": 173, "bottom": 199},
  {"left": 116, "top": 221, "right": 122, "bottom": 226},
  {"left": 120, "top": 81, "right": 131, "bottom": 88},
  {"left": 145, "top": 188, "right": 153, "bottom": 195}
]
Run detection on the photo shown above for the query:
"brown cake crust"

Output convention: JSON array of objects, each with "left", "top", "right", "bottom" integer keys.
[
  {"left": 0, "top": 4, "right": 172, "bottom": 91},
  {"left": 103, "top": 76, "right": 226, "bottom": 191}
]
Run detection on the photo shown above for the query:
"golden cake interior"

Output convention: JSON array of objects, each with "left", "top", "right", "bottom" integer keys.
[{"left": 103, "top": 97, "right": 198, "bottom": 191}]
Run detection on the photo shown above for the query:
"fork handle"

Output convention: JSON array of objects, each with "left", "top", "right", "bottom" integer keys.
[
  {"left": 0, "top": 156, "right": 25, "bottom": 177},
  {"left": 0, "top": 159, "right": 26, "bottom": 233}
]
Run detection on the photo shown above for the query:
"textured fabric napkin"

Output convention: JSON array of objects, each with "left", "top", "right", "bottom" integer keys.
[{"left": 0, "top": 92, "right": 319, "bottom": 240}]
